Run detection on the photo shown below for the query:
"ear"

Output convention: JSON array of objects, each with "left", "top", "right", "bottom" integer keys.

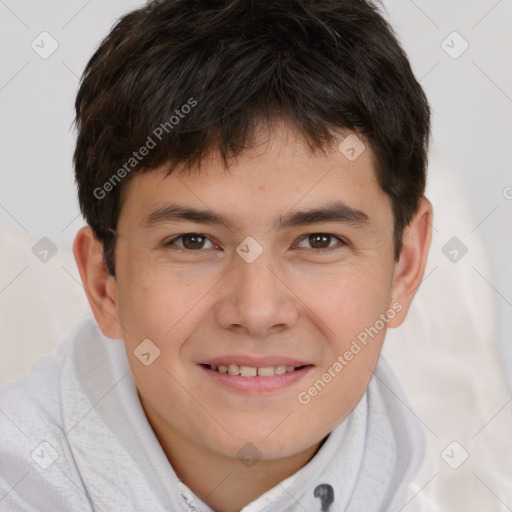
[
  {"left": 387, "top": 196, "right": 433, "bottom": 328},
  {"left": 73, "top": 226, "right": 123, "bottom": 339}
]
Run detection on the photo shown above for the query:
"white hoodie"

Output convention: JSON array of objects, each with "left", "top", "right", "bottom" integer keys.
[{"left": 0, "top": 314, "right": 426, "bottom": 512}]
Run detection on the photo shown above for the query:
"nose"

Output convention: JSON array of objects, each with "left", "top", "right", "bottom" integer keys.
[{"left": 214, "top": 250, "right": 299, "bottom": 338}]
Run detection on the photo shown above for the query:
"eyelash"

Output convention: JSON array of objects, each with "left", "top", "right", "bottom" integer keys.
[{"left": 163, "top": 233, "right": 348, "bottom": 252}]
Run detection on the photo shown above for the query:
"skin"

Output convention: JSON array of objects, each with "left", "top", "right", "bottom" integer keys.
[{"left": 74, "top": 120, "right": 432, "bottom": 512}]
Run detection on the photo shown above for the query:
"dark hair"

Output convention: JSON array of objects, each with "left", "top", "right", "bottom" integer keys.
[{"left": 74, "top": 0, "right": 431, "bottom": 276}]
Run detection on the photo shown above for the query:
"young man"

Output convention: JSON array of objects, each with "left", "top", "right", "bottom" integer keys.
[{"left": 0, "top": 0, "right": 433, "bottom": 510}]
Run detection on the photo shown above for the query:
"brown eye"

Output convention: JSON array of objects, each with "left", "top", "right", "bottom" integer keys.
[
  {"left": 309, "top": 234, "right": 331, "bottom": 249},
  {"left": 164, "top": 233, "right": 216, "bottom": 250},
  {"left": 295, "top": 233, "right": 346, "bottom": 251},
  {"left": 182, "top": 234, "right": 206, "bottom": 250}
]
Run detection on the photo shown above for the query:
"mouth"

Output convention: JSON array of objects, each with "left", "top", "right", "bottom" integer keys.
[
  {"left": 200, "top": 363, "right": 311, "bottom": 377},
  {"left": 198, "top": 359, "right": 314, "bottom": 393}
]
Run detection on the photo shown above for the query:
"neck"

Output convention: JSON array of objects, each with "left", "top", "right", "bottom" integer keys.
[
  {"left": 140, "top": 397, "right": 323, "bottom": 512},
  {"left": 168, "top": 436, "right": 321, "bottom": 512}
]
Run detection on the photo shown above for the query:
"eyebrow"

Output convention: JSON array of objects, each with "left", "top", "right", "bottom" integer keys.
[{"left": 142, "top": 201, "right": 370, "bottom": 231}]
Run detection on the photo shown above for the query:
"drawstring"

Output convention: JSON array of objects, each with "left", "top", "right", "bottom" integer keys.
[{"left": 314, "top": 484, "right": 335, "bottom": 512}]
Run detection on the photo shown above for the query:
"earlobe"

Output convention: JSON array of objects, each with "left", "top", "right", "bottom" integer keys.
[
  {"left": 387, "top": 197, "right": 433, "bottom": 328},
  {"left": 73, "top": 226, "right": 123, "bottom": 339}
]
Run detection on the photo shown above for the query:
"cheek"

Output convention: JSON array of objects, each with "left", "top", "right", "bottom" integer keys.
[
  {"left": 117, "top": 278, "right": 203, "bottom": 349},
  {"left": 294, "top": 263, "right": 391, "bottom": 412},
  {"left": 303, "top": 262, "right": 392, "bottom": 340},
  {"left": 114, "top": 244, "right": 210, "bottom": 340}
]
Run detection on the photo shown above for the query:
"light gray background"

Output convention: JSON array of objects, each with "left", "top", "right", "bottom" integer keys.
[{"left": 1, "top": 0, "right": 511, "bottom": 387}]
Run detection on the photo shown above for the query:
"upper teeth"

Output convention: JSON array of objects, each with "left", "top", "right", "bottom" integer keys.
[{"left": 211, "top": 364, "right": 296, "bottom": 377}]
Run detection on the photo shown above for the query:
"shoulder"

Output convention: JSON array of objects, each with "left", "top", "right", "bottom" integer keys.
[{"left": 0, "top": 315, "right": 99, "bottom": 512}]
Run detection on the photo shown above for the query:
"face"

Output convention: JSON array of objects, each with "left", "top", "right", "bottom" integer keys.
[{"left": 98, "top": 122, "right": 407, "bottom": 461}]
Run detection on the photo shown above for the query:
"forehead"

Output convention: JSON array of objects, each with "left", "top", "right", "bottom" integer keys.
[{"left": 118, "top": 122, "right": 392, "bottom": 232}]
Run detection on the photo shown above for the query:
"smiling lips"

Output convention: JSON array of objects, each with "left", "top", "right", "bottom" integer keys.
[
  {"left": 206, "top": 363, "right": 300, "bottom": 377},
  {"left": 201, "top": 357, "right": 312, "bottom": 378},
  {"left": 200, "top": 358, "right": 313, "bottom": 392}
]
